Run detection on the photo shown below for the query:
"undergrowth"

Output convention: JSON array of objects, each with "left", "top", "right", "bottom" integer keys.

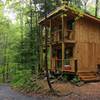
[{"left": 11, "top": 68, "right": 41, "bottom": 92}]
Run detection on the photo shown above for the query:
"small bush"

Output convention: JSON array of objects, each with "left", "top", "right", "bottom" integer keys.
[{"left": 11, "top": 69, "right": 41, "bottom": 92}]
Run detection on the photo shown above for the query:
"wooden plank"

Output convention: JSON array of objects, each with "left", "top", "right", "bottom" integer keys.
[
  {"left": 75, "top": 17, "right": 100, "bottom": 73},
  {"left": 62, "top": 14, "right": 64, "bottom": 41},
  {"left": 77, "top": 18, "right": 100, "bottom": 43},
  {"left": 96, "top": 43, "right": 100, "bottom": 64},
  {"left": 62, "top": 43, "right": 64, "bottom": 71},
  {"left": 61, "top": 14, "right": 65, "bottom": 71}
]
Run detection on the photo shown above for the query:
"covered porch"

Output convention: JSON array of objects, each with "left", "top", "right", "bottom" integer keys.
[{"left": 50, "top": 43, "right": 77, "bottom": 73}]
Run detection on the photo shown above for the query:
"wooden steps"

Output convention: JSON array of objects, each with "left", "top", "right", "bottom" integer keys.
[{"left": 78, "top": 72, "right": 100, "bottom": 82}]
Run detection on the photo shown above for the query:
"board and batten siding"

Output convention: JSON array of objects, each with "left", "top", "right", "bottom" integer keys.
[{"left": 74, "top": 17, "right": 100, "bottom": 72}]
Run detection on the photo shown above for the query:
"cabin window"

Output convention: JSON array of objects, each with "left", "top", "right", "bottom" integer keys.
[
  {"left": 64, "top": 46, "right": 73, "bottom": 65},
  {"left": 67, "top": 19, "right": 75, "bottom": 30},
  {"left": 66, "top": 19, "right": 75, "bottom": 39},
  {"left": 65, "top": 47, "right": 73, "bottom": 58}
]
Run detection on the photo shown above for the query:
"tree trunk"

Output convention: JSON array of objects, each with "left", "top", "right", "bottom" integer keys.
[
  {"left": 95, "top": 0, "right": 99, "bottom": 17},
  {"left": 44, "top": 0, "right": 54, "bottom": 92}
]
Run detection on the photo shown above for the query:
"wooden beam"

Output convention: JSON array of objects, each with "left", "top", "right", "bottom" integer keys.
[
  {"left": 61, "top": 13, "right": 65, "bottom": 71},
  {"left": 38, "top": 5, "right": 66, "bottom": 24},
  {"left": 62, "top": 14, "right": 64, "bottom": 41},
  {"left": 62, "top": 43, "right": 65, "bottom": 71}
]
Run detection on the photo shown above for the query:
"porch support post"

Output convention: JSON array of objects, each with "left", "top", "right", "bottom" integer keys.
[
  {"left": 62, "top": 14, "right": 64, "bottom": 41},
  {"left": 62, "top": 14, "right": 65, "bottom": 71},
  {"left": 62, "top": 43, "right": 64, "bottom": 71}
]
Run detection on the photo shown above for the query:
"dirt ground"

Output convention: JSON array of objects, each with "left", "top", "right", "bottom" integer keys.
[
  {"left": 38, "top": 80, "right": 100, "bottom": 100},
  {"left": 0, "top": 82, "right": 99, "bottom": 100}
]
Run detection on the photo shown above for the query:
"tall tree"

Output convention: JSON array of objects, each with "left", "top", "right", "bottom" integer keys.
[
  {"left": 44, "top": 0, "right": 54, "bottom": 92},
  {"left": 95, "top": 0, "right": 99, "bottom": 17}
]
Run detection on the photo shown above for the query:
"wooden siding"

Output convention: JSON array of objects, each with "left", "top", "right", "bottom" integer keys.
[{"left": 75, "top": 17, "right": 100, "bottom": 72}]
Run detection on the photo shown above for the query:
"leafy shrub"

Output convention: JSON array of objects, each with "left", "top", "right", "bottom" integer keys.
[{"left": 11, "top": 69, "right": 41, "bottom": 92}]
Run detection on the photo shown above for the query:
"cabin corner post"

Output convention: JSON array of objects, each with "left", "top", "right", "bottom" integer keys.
[{"left": 61, "top": 14, "right": 65, "bottom": 71}]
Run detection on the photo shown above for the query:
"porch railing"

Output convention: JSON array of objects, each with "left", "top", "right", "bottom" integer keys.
[
  {"left": 51, "top": 29, "right": 75, "bottom": 43},
  {"left": 51, "top": 30, "right": 62, "bottom": 42},
  {"left": 64, "top": 30, "right": 75, "bottom": 41},
  {"left": 51, "top": 58, "right": 75, "bottom": 71}
]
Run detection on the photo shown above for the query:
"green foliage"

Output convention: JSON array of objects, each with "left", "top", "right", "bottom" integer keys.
[
  {"left": 11, "top": 69, "right": 41, "bottom": 92},
  {"left": 0, "top": 67, "right": 4, "bottom": 83},
  {"left": 35, "top": 0, "right": 61, "bottom": 17},
  {"left": 71, "top": 76, "right": 80, "bottom": 83},
  {"left": 11, "top": 69, "right": 31, "bottom": 87},
  {"left": 68, "top": 4, "right": 84, "bottom": 16}
]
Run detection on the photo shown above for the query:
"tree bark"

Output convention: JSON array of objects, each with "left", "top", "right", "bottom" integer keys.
[
  {"left": 95, "top": 0, "right": 99, "bottom": 17},
  {"left": 44, "top": 0, "right": 54, "bottom": 92}
]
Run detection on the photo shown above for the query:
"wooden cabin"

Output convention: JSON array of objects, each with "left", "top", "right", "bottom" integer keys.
[{"left": 39, "top": 5, "right": 100, "bottom": 81}]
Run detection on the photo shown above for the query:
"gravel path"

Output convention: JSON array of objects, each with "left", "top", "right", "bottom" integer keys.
[{"left": 0, "top": 84, "right": 52, "bottom": 100}]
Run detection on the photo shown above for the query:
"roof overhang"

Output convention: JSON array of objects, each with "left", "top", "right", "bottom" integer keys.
[
  {"left": 38, "top": 5, "right": 100, "bottom": 25},
  {"left": 38, "top": 5, "right": 67, "bottom": 24},
  {"left": 84, "top": 14, "right": 100, "bottom": 24}
]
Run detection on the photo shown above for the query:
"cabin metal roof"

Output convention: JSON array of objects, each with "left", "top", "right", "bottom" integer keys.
[{"left": 39, "top": 5, "right": 100, "bottom": 24}]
